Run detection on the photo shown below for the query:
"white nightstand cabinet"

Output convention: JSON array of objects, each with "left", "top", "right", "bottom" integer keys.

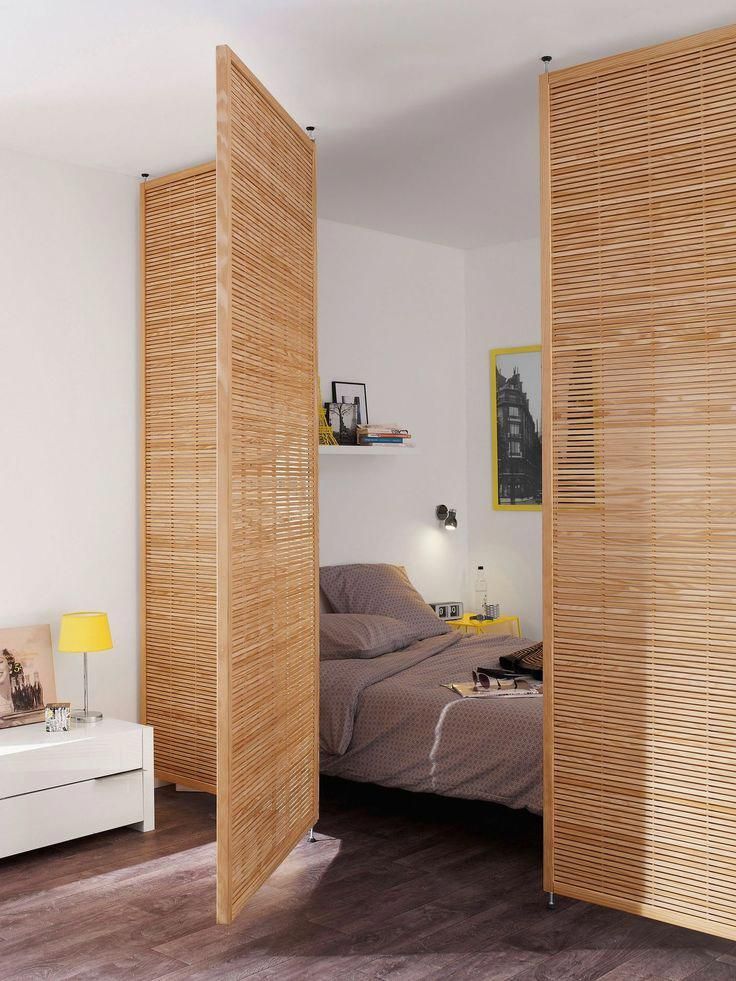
[{"left": 0, "top": 718, "right": 154, "bottom": 859}]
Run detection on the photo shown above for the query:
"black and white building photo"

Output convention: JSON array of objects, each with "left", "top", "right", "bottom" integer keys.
[{"left": 494, "top": 349, "right": 542, "bottom": 507}]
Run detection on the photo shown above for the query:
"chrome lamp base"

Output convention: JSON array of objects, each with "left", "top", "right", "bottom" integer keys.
[
  {"left": 73, "top": 709, "right": 103, "bottom": 724},
  {"left": 74, "top": 651, "right": 103, "bottom": 723}
]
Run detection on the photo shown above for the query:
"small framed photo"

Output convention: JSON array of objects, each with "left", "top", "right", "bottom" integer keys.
[
  {"left": 326, "top": 402, "right": 358, "bottom": 445},
  {"left": 0, "top": 624, "right": 57, "bottom": 729},
  {"left": 332, "top": 381, "right": 368, "bottom": 427}
]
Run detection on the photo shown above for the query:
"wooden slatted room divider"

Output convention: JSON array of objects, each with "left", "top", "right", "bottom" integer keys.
[
  {"left": 542, "top": 24, "right": 736, "bottom": 940},
  {"left": 141, "top": 163, "right": 217, "bottom": 793},
  {"left": 215, "top": 45, "right": 318, "bottom": 925},
  {"left": 141, "top": 46, "right": 318, "bottom": 924}
]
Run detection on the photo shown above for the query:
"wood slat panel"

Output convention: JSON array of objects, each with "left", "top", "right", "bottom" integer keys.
[
  {"left": 216, "top": 45, "right": 318, "bottom": 925},
  {"left": 141, "top": 164, "right": 217, "bottom": 792},
  {"left": 543, "top": 24, "right": 736, "bottom": 941}
]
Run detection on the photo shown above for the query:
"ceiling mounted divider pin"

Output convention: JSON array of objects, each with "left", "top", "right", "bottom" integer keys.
[{"left": 541, "top": 56, "right": 552, "bottom": 73}]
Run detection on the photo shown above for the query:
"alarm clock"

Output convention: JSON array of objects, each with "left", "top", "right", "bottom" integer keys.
[{"left": 430, "top": 602, "right": 463, "bottom": 621}]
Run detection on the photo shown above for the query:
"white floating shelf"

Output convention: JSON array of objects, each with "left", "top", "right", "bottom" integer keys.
[{"left": 319, "top": 444, "right": 415, "bottom": 456}]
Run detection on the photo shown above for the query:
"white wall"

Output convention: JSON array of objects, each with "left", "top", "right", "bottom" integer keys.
[
  {"left": 465, "top": 237, "right": 542, "bottom": 639},
  {"left": 0, "top": 148, "right": 139, "bottom": 720},
  {"left": 318, "top": 219, "right": 469, "bottom": 606},
  {"left": 318, "top": 222, "right": 544, "bottom": 631}
]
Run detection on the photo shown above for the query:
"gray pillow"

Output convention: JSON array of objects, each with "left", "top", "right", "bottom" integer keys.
[
  {"left": 319, "top": 564, "right": 451, "bottom": 639},
  {"left": 320, "top": 613, "right": 420, "bottom": 660}
]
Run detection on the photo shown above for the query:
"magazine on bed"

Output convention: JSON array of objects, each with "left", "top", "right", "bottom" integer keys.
[{"left": 442, "top": 680, "right": 542, "bottom": 699}]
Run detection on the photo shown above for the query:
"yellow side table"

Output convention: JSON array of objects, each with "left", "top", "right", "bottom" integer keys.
[{"left": 447, "top": 614, "right": 521, "bottom": 638}]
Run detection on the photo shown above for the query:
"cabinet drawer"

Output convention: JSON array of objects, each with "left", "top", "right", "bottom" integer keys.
[
  {"left": 0, "top": 770, "right": 144, "bottom": 859},
  {"left": 0, "top": 726, "right": 143, "bottom": 799}
]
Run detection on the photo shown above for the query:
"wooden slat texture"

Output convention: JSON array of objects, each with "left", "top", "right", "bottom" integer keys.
[
  {"left": 216, "top": 45, "right": 318, "bottom": 925},
  {"left": 543, "top": 24, "right": 736, "bottom": 941},
  {"left": 141, "top": 165, "right": 217, "bottom": 793}
]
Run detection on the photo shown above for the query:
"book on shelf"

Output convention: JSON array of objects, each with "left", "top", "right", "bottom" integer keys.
[
  {"left": 358, "top": 425, "right": 412, "bottom": 446},
  {"left": 360, "top": 436, "right": 409, "bottom": 444},
  {"left": 358, "top": 425, "right": 411, "bottom": 435}
]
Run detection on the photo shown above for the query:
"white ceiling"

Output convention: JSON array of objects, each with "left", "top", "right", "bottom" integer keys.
[{"left": 1, "top": 0, "right": 734, "bottom": 248}]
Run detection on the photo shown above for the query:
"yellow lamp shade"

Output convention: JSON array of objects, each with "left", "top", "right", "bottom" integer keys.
[{"left": 58, "top": 612, "right": 113, "bottom": 653}]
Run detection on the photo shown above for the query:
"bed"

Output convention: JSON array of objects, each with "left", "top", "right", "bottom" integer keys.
[{"left": 318, "top": 564, "right": 542, "bottom": 815}]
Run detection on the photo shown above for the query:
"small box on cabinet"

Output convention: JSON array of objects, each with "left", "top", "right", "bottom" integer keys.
[{"left": 45, "top": 702, "right": 71, "bottom": 732}]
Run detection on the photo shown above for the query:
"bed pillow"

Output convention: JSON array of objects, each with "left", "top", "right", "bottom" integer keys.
[
  {"left": 320, "top": 563, "right": 451, "bottom": 639},
  {"left": 320, "top": 613, "right": 420, "bottom": 660}
]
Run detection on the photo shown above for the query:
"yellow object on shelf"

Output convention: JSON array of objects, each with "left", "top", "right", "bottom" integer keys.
[
  {"left": 317, "top": 377, "right": 338, "bottom": 445},
  {"left": 319, "top": 405, "right": 338, "bottom": 445},
  {"left": 447, "top": 614, "right": 521, "bottom": 638}
]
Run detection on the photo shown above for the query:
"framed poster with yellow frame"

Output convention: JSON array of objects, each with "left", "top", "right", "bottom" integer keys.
[{"left": 490, "top": 345, "right": 542, "bottom": 511}]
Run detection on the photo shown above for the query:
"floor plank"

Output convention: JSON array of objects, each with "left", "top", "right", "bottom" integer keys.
[{"left": 0, "top": 778, "right": 734, "bottom": 980}]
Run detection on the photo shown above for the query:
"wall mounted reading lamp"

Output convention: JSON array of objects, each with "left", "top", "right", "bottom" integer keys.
[{"left": 436, "top": 505, "right": 458, "bottom": 531}]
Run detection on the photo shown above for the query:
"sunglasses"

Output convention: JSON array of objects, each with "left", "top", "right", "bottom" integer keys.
[{"left": 472, "top": 669, "right": 519, "bottom": 691}]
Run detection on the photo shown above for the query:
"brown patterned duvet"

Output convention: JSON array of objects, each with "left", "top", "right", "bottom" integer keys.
[{"left": 320, "top": 631, "right": 542, "bottom": 814}]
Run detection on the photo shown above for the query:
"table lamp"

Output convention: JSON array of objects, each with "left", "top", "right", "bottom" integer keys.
[{"left": 58, "top": 612, "right": 113, "bottom": 723}]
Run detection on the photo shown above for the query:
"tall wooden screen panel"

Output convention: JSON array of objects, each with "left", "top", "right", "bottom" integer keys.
[
  {"left": 216, "top": 45, "right": 318, "bottom": 925},
  {"left": 141, "top": 164, "right": 217, "bottom": 792},
  {"left": 543, "top": 25, "right": 736, "bottom": 940}
]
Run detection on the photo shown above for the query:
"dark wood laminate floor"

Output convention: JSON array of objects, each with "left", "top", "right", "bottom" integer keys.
[{"left": 2, "top": 779, "right": 736, "bottom": 981}]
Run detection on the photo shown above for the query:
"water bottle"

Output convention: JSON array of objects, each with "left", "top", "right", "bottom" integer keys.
[{"left": 475, "top": 566, "right": 488, "bottom": 615}]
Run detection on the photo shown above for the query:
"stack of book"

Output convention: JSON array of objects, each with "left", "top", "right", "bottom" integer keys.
[{"left": 358, "top": 425, "right": 412, "bottom": 447}]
